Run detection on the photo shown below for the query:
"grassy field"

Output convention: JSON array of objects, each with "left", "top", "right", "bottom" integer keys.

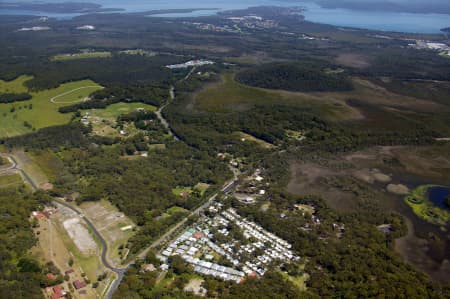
[
  {"left": 194, "top": 73, "right": 359, "bottom": 120},
  {"left": 82, "top": 102, "right": 156, "bottom": 119},
  {"left": 172, "top": 183, "right": 209, "bottom": 197},
  {"left": 194, "top": 182, "right": 210, "bottom": 195},
  {"left": 0, "top": 77, "right": 102, "bottom": 138},
  {"left": 0, "top": 156, "right": 12, "bottom": 168},
  {"left": 235, "top": 132, "right": 276, "bottom": 149},
  {"left": 281, "top": 271, "right": 308, "bottom": 292},
  {"left": 405, "top": 184, "right": 450, "bottom": 226},
  {"left": 0, "top": 173, "right": 23, "bottom": 188},
  {"left": 0, "top": 75, "right": 30, "bottom": 93},
  {"left": 172, "top": 186, "right": 192, "bottom": 196},
  {"left": 81, "top": 102, "right": 156, "bottom": 137},
  {"left": 29, "top": 150, "right": 65, "bottom": 182},
  {"left": 51, "top": 51, "right": 112, "bottom": 61},
  {"left": 13, "top": 150, "right": 51, "bottom": 188}
]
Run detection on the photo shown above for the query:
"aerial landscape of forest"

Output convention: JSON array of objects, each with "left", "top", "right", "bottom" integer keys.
[{"left": 0, "top": 1, "right": 449, "bottom": 299}]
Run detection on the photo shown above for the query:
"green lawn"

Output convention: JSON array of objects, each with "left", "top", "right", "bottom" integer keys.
[
  {"left": 0, "top": 173, "right": 23, "bottom": 188},
  {"left": 281, "top": 271, "right": 308, "bottom": 291},
  {"left": 0, "top": 156, "right": 11, "bottom": 168},
  {"left": 172, "top": 186, "right": 192, "bottom": 196},
  {"left": 51, "top": 51, "right": 112, "bottom": 61},
  {"left": 194, "top": 182, "right": 210, "bottom": 195},
  {"left": 0, "top": 77, "right": 102, "bottom": 138},
  {"left": 29, "top": 150, "right": 64, "bottom": 182},
  {"left": 235, "top": 132, "right": 276, "bottom": 149},
  {"left": 81, "top": 102, "right": 156, "bottom": 137},
  {"left": 0, "top": 75, "right": 30, "bottom": 93}
]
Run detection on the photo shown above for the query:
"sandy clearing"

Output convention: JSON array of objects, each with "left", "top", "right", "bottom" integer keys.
[
  {"left": 387, "top": 183, "right": 410, "bottom": 195},
  {"left": 184, "top": 278, "right": 206, "bottom": 296}
]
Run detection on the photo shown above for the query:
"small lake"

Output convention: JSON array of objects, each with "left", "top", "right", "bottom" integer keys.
[{"left": 428, "top": 186, "right": 450, "bottom": 210}]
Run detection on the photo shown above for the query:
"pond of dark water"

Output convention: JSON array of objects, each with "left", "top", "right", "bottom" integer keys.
[{"left": 428, "top": 186, "right": 450, "bottom": 211}]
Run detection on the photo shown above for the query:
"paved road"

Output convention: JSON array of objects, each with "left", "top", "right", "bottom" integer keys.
[
  {"left": 0, "top": 154, "right": 39, "bottom": 189},
  {"left": 105, "top": 179, "right": 238, "bottom": 299},
  {"left": 0, "top": 155, "right": 17, "bottom": 173},
  {"left": 155, "top": 86, "right": 180, "bottom": 141},
  {"left": 53, "top": 198, "right": 127, "bottom": 299},
  {"left": 1, "top": 153, "right": 126, "bottom": 299},
  {"left": 2, "top": 152, "right": 238, "bottom": 299}
]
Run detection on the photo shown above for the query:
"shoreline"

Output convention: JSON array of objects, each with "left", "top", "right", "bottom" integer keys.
[{"left": 1, "top": 4, "right": 449, "bottom": 34}]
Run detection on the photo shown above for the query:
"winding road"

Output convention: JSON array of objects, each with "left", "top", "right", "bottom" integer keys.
[
  {"left": 1, "top": 73, "right": 236, "bottom": 298},
  {"left": 104, "top": 181, "right": 237, "bottom": 299},
  {"left": 0, "top": 153, "right": 126, "bottom": 298},
  {"left": 155, "top": 86, "right": 180, "bottom": 141},
  {"left": 1, "top": 152, "right": 238, "bottom": 299}
]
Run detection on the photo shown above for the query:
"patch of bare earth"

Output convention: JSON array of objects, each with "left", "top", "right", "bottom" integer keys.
[
  {"left": 386, "top": 183, "right": 410, "bottom": 195},
  {"left": 63, "top": 217, "right": 97, "bottom": 254},
  {"left": 184, "top": 278, "right": 206, "bottom": 296},
  {"left": 80, "top": 200, "right": 135, "bottom": 266}
]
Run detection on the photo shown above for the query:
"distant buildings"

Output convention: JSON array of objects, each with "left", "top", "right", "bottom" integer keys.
[
  {"left": 409, "top": 40, "right": 450, "bottom": 55},
  {"left": 160, "top": 206, "right": 299, "bottom": 282},
  {"left": 18, "top": 26, "right": 50, "bottom": 32},
  {"left": 76, "top": 25, "right": 95, "bottom": 30},
  {"left": 166, "top": 60, "right": 215, "bottom": 69}
]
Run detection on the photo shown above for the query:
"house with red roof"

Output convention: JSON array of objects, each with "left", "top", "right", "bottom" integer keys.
[
  {"left": 193, "top": 231, "right": 203, "bottom": 239},
  {"left": 51, "top": 285, "right": 66, "bottom": 299},
  {"left": 73, "top": 279, "right": 87, "bottom": 289}
]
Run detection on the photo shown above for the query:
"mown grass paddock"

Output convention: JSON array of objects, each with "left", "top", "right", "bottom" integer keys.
[{"left": 0, "top": 76, "right": 102, "bottom": 138}]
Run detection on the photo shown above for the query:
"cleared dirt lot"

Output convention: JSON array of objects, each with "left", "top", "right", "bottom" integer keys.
[
  {"left": 80, "top": 200, "right": 135, "bottom": 266},
  {"left": 63, "top": 217, "right": 97, "bottom": 254},
  {"left": 31, "top": 212, "right": 106, "bottom": 299}
]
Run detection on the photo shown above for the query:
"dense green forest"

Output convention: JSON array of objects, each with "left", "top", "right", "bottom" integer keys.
[
  {"left": 0, "top": 92, "right": 31, "bottom": 103},
  {"left": 1, "top": 123, "right": 90, "bottom": 150},
  {"left": 236, "top": 63, "right": 353, "bottom": 92},
  {"left": 1, "top": 55, "right": 179, "bottom": 91},
  {"left": 53, "top": 139, "right": 230, "bottom": 254},
  {"left": 0, "top": 189, "right": 54, "bottom": 299}
]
